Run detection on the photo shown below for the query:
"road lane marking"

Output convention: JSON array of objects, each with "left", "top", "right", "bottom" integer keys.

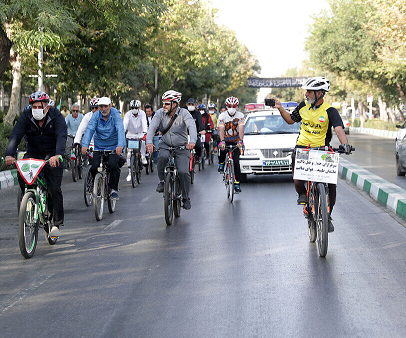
[
  {"left": 1, "top": 274, "right": 54, "bottom": 315},
  {"left": 104, "top": 220, "right": 123, "bottom": 230}
]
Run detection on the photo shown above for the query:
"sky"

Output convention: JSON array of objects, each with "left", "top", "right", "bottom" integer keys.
[{"left": 208, "top": 0, "right": 330, "bottom": 99}]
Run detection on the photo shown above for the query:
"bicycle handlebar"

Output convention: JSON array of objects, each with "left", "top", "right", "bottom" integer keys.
[{"left": 301, "top": 145, "right": 355, "bottom": 154}]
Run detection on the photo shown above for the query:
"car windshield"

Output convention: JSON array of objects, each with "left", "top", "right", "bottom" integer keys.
[{"left": 244, "top": 114, "right": 301, "bottom": 134}]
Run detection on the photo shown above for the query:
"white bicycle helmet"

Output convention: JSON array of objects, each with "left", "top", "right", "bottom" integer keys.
[
  {"left": 130, "top": 99, "right": 141, "bottom": 109},
  {"left": 162, "top": 90, "right": 182, "bottom": 103},
  {"left": 301, "top": 77, "right": 330, "bottom": 92},
  {"left": 225, "top": 96, "right": 239, "bottom": 107}
]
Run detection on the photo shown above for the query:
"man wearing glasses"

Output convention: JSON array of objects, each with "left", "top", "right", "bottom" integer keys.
[
  {"left": 73, "top": 97, "right": 99, "bottom": 146},
  {"left": 146, "top": 90, "right": 197, "bottom": 210},
  {"left": 65, "top": 103, "right": 83, "bottom": 153}
]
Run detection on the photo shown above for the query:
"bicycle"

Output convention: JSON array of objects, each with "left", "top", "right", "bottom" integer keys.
[
  {"left": 222, "top": 144, "right": 240, "bottom": 203},
  {"left": 83, "top": 146, "right": 94, "bottom": 207},
  {"left": 127, "top": 138, "right": 143, "bottom": 188},
  {"left": 163, "top": 146, "right": 183, "bottom": 226},
  {"left": 197, "top": 135, "right": 205, "bottom": 171},
  {"left": 93, "top": 150, "right": 117, "bottom": 221},
  {"left": 206, "top": 129, "right": 215, "bottom": 165},
  {"left": 144, "top": 151, "right": 154, "bottom": 175},
  {"left": 14, "top": 156, "right": 63, "bottom": 258},
  {"left": 189, "top": 148, "right": 196, "bottom": 184},
  {"left": 296, "top": 145, "right": 354, "bottom": 257},
  {"left": 71, "top": 143, "right": 86, "bottom": 182}
]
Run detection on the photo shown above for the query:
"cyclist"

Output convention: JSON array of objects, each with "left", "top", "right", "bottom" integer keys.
[
  {"left": 145, "top": 103, "right": 160, "bottom": 164},
  {"left": 65, "top": 103, "right": 84, "bottom": 156},
  {"left": 73, "top": 97, "right": 99, "bottom": 146},
  {"left": 272, "top": 76, "right": 352, "bottom": 232},
  {"left": 5, "top": 91, "right": 67, "bottom": 237},
  {"left": 198, "top": 103, "right": 214, "bottom": 159},
  {"left": 81, "top": 97, "right": 126, "bottom": 200},
  {"left": 123, "top": 99, "right": 148, "bottom": 181},
  {"left": 218, "top": 96, "right": 245, "bottom": 193},
  {"left": 146, "top": 90, "right": 197, "bottom": 210},
  {"left": 187, "top": 98, "right": 205, "bottom": 162},
  {"left": 208, "top": 103, "right": 219, "bottom": 150}
]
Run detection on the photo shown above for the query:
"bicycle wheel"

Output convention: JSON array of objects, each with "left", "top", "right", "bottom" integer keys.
[
  {"left": 84, "top": 166, "right": 93, "bottom": 207},
  {"left": 190, "top": 156, "right": 195, "bottom": 185},
  {"left": 107, "top": 186, "right": 116, "bottom": 213},
  {"left": 17, "top": 187, "right": 23, "bottom": 214},
  {"left": 228, "top": 161, "right": 235, "bottom": 203},
  {"left": 130, "top": 153, "right": 137, "bottom": 188},
  {"left": 316, "top": 183, "right": 329, "bottom": 257},
  {"left": 307, "top": 190, "right": 317, "bottom": 242},
  {"left": 72, "top": 159, "right": 79, "bottom": 182},
  {"left": 201, "top": 153, "right": 205, "bottom": 169},
  {"left": 78, "top": 155, "right": 84, "bottom": 179},
  {"left": 164, "top": 172, "right": 174, "bottom": 225},
  {"left": 93, "top": 173, "right": 104, "bottom": 221},
  {"left": 136, "top": 155, "right": 142, "bottom": 184},
  {"left": 150, "top": 157, "right": 154, "bottom": 173},
  {"left": 18, "top": 192, "right": 38, "bottom": 258},
  {"left": 145, "top": 155, "right": 150, "bottom": 175},
  {"left": 174, "top": 175, "right": 181, "bottom": 218}
]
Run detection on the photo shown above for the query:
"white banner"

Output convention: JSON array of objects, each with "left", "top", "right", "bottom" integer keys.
[
  {"left": 16, "top": 159, "right": 46, "bottom": 185},
  {"left": 293, "top": 149, "right": 339, "bottom": 184}
]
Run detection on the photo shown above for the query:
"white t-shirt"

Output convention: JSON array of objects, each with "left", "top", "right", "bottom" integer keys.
[
  {"left": 74, "top": 111, "right": 94, "bottom": 144},
  {"left": 218, "top": 111, "right": 245, "bottom": 143},
  {"left": 123, "top": 109, "right": 147, "bottom": 139}
]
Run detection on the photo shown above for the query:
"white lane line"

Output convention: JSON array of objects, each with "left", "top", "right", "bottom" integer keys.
[
  {"left": 141, "top": 196, "right": 152, "bottom": 203},
  {"left": 1, "top": 274, "right": 54, "bottom": 315},
  {"left": 104, "top": 220, "right": 123, "bottom": 231}
]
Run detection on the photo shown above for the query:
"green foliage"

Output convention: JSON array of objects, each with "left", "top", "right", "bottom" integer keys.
[
  {"left": 0, "top": 121, "right": 25, "bottom": 171},
  {"left": 351, "top": 118, "right": 398, "bottom": 131}
]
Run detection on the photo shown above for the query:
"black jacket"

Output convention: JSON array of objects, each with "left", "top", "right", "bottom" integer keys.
[
  {"left": 6, "top": 106, "right": 68, "bottom": 159},
  {"left": 189, "top": 110, "right": 204, "bottom": 133}
]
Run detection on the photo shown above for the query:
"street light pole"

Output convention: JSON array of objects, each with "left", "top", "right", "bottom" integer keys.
[{"left": 38, "top": 45, "right": 43, "bottom": 92}]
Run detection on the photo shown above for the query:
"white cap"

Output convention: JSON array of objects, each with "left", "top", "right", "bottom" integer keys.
[{"left": 98, "top": 97, "right": 111, "bottom": 105}]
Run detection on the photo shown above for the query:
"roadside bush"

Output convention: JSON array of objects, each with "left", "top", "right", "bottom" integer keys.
[
  {"left": 350, "top": 118, "right": 398, "bottom": 131},
  {"left": 0, "top": 123, "right": 26, "bottom": 171}
]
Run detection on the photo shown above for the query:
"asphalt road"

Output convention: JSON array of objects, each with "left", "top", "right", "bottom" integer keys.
[
  {"left": 339, "top": 131, "right": 406, "bottom": 188},
  {"left": 1, "top": 151, "right": 406, "bottom": 337}
]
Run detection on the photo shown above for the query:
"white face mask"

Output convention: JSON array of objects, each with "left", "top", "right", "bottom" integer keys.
[
  {"left": 227, "top": 108, "right": 236, "bottom": 115},
  {"left": 133, "top": 109, "right": 139, "bottom": 116},
  {"left": 187, "top": 105, "right": 195, "bottom": 112},
  {"left": 199, "top": 110, "right": 205, "bottom": 115},
  {"left": 32, "top": 108, "right": 46, "bottom": 120}
]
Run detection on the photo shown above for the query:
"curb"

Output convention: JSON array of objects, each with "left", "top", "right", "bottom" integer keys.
[
  {"left": 350, "top": 126, "right": 397, "bottom": 139},
  {"left": 339, "top": 158, "right": 406, "bottom": 221},
  {"left": 0, "top": 169, "right": 18, "bottom": 189}
]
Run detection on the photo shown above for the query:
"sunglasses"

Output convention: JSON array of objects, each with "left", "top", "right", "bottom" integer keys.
[
  {"left": 163, "top": 102, "right": 171, "bottom": 106},
  {"left": 226, "top": 105, "right": 237, "bottom": 108},
  {"left": 72, "top": 110, "right": 79, "bottom": 112}
]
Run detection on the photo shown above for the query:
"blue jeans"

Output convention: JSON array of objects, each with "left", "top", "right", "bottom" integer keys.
[{"left": 153, "top": 136, "right": 160, "bottom": 163}]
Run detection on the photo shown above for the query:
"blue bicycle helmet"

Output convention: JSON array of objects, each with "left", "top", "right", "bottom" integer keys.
[
  {"left": 208, "top": 102, "right": 216, "bottom": 109},
  {"left": 197, "top": 103, "right": 206, "bottom": 110}
]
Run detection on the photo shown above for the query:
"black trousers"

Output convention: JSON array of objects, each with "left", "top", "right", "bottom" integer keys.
[
  {"left": 218, "top": 142, "right": 241, "bottom": 182},
  {"left": 18, "top": 156, "right": 64, "bottom": 227},
  {"left": 195, "top": 137, "right": 203, "bottom": 158},
  {"left": 90, "top": 152, "right": 121, "bottom": 191}
]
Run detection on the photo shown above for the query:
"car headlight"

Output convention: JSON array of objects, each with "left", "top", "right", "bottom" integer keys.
[{"left": 243, "top": 149, "right": 259, "bottom": 156}]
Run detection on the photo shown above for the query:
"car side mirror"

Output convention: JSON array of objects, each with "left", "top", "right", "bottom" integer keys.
[{"left": 396, "top": 124, "right": 402, "bottom": 128}]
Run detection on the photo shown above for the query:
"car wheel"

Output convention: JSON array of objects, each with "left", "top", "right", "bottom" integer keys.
[{"left": 396, "top": 155, "right": 405, "bottom": 176}]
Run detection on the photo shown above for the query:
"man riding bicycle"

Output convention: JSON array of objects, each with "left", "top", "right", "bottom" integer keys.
[
  {"left": 272, "top": 76, "right": 352, "bottom": 232},
  {"left": 74, "top": 97, "right": 99, "bottom": 146},
  {"left": 198, "top": 103, "right": 214, "bottom": 159},
  {"left": 123, "top": 99, "right": 148, "bottom": 181},
  {"left": 5, "top": 91, "right": 67, "bottom": 237},
  {"left": 186, "top": 98, "right": 205, "bottom": 162},
  {"left": 218, "top": 96, "right": 245, "bottom": 193},
  {"left": 81, "top": 97, "right": 126, "bottom": 200},
  {"left": 146, "top": 90, "right": 197, "bottom": 210}
]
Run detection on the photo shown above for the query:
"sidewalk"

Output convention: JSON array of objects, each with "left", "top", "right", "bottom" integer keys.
[
  {"left": 0, "top": 169, "right": 18, "bottom": 189},
  {"left": 350, "top": 126, "right": 397, "bottom": 139},
  {"left": 339, "top": 158, "right": 406, "bottom": 221}
]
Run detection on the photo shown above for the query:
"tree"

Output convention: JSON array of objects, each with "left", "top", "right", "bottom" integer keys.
[{"left": 1, "top": 0, "right": 78, "bottom": 125}]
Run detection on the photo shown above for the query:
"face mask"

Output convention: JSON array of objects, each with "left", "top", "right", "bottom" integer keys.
[
  {"left": 227, "top": 108, "right": 236, "bottom": 115},
  {"left": 187, "top": 105, "right": 195, "bottom": 112},
  {"left": 32, "top": 108, "right": 46, "bottom": 120},
  {"left": 133, "top": 109, "right": 139, "bottom": 116},
  {"left": 199, "top": 110, "right": 205, "bottom": 115}
]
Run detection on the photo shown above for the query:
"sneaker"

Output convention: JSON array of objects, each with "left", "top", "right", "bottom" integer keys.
[
  {"left": 218, "top": 163, "right": 225, "bottom": 172},
  {"left": 141, "top": 155, "right": 147, "bottom": 165},
  {"left": 297, "top": 193, "right": 307, "bottom": 205},
  {"left": 156, "top": 181, "right": 164, "bottom": 193},
  {"left": 234, "top": 183, "right": 241, "bottom": 193},
  {"left": 110, "top": 190, "right": 119, "bottom": 200},
  {"left": 49, "top": 226, "right": 60, "bottom": 237},
  {"left": 126, "top": 173, "right": 131, "bottom": 182},
  {"left": 328, "top": 216, "right": 334, "bottom": 233},
  {"left": 182, "top": 198, "right": 191, "bottom": 210}
]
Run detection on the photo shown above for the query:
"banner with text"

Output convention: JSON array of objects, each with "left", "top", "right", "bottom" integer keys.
[
  {"left": 293, "top": 149, "right": 339, "bottom": 184},
  {"left": 247, "top": 77, "right": 310, "bottom": 88}
]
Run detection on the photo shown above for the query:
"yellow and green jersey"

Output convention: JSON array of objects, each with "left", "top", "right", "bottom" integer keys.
[{"left": 291, "top": 101, "right": 344, "bottom": 147}]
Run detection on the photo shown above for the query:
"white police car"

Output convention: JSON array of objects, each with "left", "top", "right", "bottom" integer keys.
[{"left": 240, "top": 109, "right": 300, "bottom": 181}]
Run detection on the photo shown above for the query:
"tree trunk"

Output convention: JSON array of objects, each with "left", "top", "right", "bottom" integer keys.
[
  {"left": 359, "top": 101, "right": 365, "bottom": 128},
  {"left": 351, "top": 97, "right": 355, "bottom": 123},
  {"left": 396, "top": 81, "right": 406, "bottom": 121},
  {"left": 3, "top": 45, "right": 22, "bottom": 125},
  {"left": 388, "top": 107, "right": 396, "bottom": 123},
  {"left": 378, "top": 97, "right": 388, "bottom": 122},
  {"left": 0, "top": 25, "right": 12, "bottom": 79}
]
